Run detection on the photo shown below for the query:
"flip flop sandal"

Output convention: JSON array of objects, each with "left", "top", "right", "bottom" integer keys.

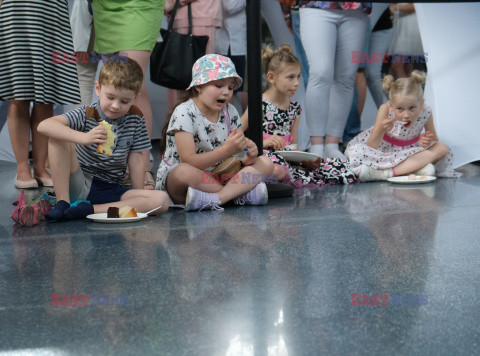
[{"left": 144, "top": 170, "right": 155, "bottom": 190}]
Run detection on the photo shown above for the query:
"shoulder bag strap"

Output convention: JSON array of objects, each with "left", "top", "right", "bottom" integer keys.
[
  {"left": 167, "top": 0, "right": 181, "bottom": 31},
  {"left": 188, "top": 3, "right": 193, "bottom": 35}
]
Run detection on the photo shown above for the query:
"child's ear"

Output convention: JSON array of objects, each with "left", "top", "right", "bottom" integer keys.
[
  {"left": 266, "top": 71, "right": 276, "bottom": 84},
  {"left": 94, "top": 81, "right": 101, "bottom": 96}
]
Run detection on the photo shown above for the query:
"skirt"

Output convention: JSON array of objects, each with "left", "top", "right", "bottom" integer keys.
[
  {"left": 92, "top": 0, "right": 165, "bottom": 53},
  {"left": 0, "top": 0, "right": 81, "bottom": 104}
]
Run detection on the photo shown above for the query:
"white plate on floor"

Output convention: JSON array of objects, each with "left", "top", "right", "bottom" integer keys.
[
  {"left": 387, "top": 176, "right": 436, "bottom": 184},
  {"left": 86, "top": 212, "right": 148, "bottom": 223},
  {"left": 276, "top": 151, "right": 321, "bottom": 163}
]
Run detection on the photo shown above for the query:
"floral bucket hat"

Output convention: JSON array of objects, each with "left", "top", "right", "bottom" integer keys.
[{"left": 187, "top": 54, "right": 243, "bottom": 90}]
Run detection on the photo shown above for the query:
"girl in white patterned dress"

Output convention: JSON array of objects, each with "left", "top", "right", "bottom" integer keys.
[
  {"left": 345, "top": 70, "right": 457, "bottom": 181},
  {"left": 242, "top": 45, "right": 356, "bottom": 186}
]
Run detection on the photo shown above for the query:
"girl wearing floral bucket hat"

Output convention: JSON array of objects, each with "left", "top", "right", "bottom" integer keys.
[{"left": 156, "top": 54, "right": 274, "bottom": 211}]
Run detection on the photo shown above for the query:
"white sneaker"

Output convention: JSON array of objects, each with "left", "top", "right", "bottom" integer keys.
[
  {"left": 185, "top": 187, "right": 223, "bottom": 211},
  {"left": 358, "top": 165, "right": 393, "bottom": 182},
  {"left": 413, "top": 164, "right": 436, "bottom": 176},
  {"left": 233, "top": 182, "right": 268, "bottom": 206}
]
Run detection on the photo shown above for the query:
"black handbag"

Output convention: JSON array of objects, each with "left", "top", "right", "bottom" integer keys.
[{"left": 150, "top": 0, "right": 209, "bottom": 90}]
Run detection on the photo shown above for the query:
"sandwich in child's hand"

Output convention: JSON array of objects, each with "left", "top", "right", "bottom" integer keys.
[{"left": 97, "top": 120, "right": 117, "bottom": 155}]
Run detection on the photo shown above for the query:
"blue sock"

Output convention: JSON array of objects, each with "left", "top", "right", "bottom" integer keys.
[
  {"left": 44, "top": 200, "right": 70, "bottom": 221},
  {"left": 63, "top": 202, "right": 94, "bottom": 220}
]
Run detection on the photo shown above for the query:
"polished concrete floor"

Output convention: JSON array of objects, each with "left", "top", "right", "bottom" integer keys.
[{"left": 0, "top": 160, "right": 479, "bottom": 356}]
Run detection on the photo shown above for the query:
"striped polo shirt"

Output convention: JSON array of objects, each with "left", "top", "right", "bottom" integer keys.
[{"left": 64, "top": 102, "right": 152, "bottom": 184}]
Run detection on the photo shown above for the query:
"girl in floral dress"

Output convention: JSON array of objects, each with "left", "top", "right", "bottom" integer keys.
[
  {"left": 345, "top": 70, "right": 458, "bottom": 181},
  {"left": 241, "top": 45, "right": 356, "bottom": 187}
]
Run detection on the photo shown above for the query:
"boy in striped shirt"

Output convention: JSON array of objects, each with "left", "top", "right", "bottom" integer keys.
[{"left": 38, "top": 58, "right": 168, "bottom": 220}]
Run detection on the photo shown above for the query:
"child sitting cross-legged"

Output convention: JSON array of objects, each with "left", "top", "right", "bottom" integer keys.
[
  {"left": 156, "top": 54, "right": 274, "bottom": 211},
  {"left": 38, "top": 57, "right": 169, "bottom": 220}
]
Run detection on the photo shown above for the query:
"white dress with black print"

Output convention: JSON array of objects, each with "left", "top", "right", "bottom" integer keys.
[
  {"left": 345, "top": 105, "right": 457, "bottom": 177},
  {"left": 156, "top": 99, "right": 241, "bottom": 191},
  {"left": 263, "top": 98, "right": 357, "bottom": 186}
]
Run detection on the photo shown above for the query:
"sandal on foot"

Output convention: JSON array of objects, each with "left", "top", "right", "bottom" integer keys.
[{"left": 144, "top": 170, "right": 155, "bottom": 190}]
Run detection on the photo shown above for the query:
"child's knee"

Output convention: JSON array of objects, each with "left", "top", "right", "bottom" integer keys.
[
  {"left": 273, "top": 164, "right": 287, "bottom": 180},
  {"left": 152, "top": 191, "right": 169, "bottom": 214},
  {"left": 433, "top": 141, "right": 449, "bottom": 159},
  {"left": 256, "top": 156, "right": 275, "bottom": 174},
  {"left": 170, "top": 163, "right": 202, "bottom": 186}
]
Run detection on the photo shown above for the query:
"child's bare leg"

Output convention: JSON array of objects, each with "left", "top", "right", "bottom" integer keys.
[
  {"left": 217, "top": 156, "right": 274, "bottom": 203},
  {"left": 93, "top": 189, "right": 169, "bottom": 215},
  {"left": 166, "top": 163, "right": 224, "bottom": 204},
  {"left": 48, "top": 139, "right": 79, "bottom": 203},
  {"left": 393, "top": 142, "right": 449, "bottom": 176},
  {"left": 273, "top": 163, "right": 288, "bottom": 181}
]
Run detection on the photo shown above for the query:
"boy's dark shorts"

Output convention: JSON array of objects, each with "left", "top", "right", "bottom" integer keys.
[
  {"left": 86, "top": 177, "right": 131, "bottom": 205},
  {"left": 69, "top": 168, "right": 130, "bottom": 204}
]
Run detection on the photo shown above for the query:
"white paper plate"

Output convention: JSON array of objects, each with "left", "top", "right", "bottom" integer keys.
[
  {"left": 387, "top": 176, "right": 436, "bottom": 184},
  {"left": 86, "top": 212, "right": 148, "bottom": 223},
  {"left": 276, "top": 151, "right": 321, "bottom": 163}
]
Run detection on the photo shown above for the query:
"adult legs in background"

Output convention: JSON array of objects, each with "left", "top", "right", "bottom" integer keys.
[
  {"left": 390, "top": 55, "right": 413, "bottom": 79},
  {"left": 7, "top": 100, "right": 53, "bottom": 185},
  {"left": 342, "top": 87, "right": 360, "bottom": 144},
  {"left": 291, "top": 9, "right": 309, "bottom": 89},
  {"left": 356, "top": 69, "right": 367, "bottom": 116},
  {"left": 300, "top": 8, "right": 336, "bottom": 149},
  {"left": 325, "top": 10, "right": 368, "bottom": 144},
  {"left": 366, "top": 28, "right": 393, "bottom": 107},
  {"left": 301, "top": 8, "right": 367, "bottom": 157},
  {"left": 7, "top": 100, "right": 32, "bottom": 183},
  {"left": 124, "top": 50, "right": 155, "bottom": 189},
  {"left": 75, "top": 58, "right": 98, "bottom": 108},
  {"left": 31, "top": 103, "right": 53, "bottom": 181}
]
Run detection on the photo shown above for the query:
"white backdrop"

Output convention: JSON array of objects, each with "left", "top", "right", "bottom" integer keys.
[{"left": 415, "top": 3, "right": 480, "bottom": 168}]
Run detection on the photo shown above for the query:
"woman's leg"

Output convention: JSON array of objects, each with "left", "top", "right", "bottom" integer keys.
[
  {"left": 7, "top": 100, "right": 34, "bottom": 181},
  {"left": 366, "top": 29, "right": 393, "bottom": 108},
  {"left": 393, "top": 142, "right": 450, "bottom": 175},
  {"left": 325, "top": 9, "right": 368, "bottom": 143},
  {"left": 124, "top": 50, "right": 155, "bottom": 187},
  {"left": 300, "top": 8, "right": 337, "bottom": 146},
  {"left": 31, "top": 102, "right": 54, "bottom": 179},
  {"left": 75, "top": 58, "right": 99, "bottom": 108}
]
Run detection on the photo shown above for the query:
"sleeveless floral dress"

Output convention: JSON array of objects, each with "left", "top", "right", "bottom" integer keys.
[
  {"left": 263, "top": 98, "right": 356, "bottom": 186},
  {"left": 345, "top": 105, "right": 457, "bottom": 177}
]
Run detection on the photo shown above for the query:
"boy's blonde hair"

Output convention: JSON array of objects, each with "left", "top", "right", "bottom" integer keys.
[
  {"left": 383, "top": 70, "right": 426, "bottom": 102},
  {"left": 262, "top": 44, "right": 301, "bottom": 76},
  {"left": 98, "top": 57, "right": 144, "bottom": 95}
]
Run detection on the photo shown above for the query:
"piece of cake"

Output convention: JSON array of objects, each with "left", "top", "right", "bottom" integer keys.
[
  {"left": 107, "top": 207, "right": 119, "bottom": 218},
  {"left": 97, "top": 120, "right": 117, "bottom": 156},
  {"left": 119, "top": 206, "right": 137, "bottom": 218}
]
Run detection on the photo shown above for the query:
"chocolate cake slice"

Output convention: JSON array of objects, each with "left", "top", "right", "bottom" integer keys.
[{"left": 107, "top": 207, "right": 119, "bottom": 218}]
